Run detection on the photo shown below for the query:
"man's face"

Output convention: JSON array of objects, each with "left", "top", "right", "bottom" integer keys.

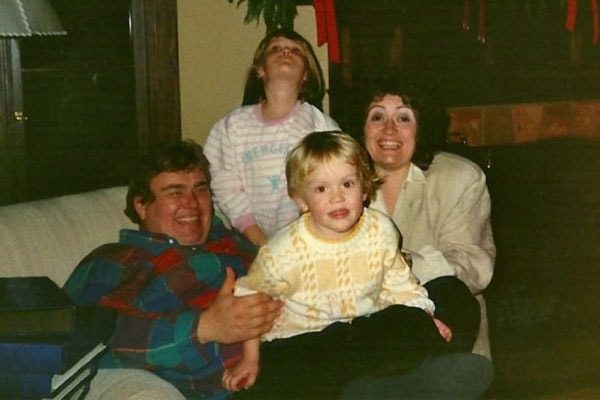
[{"left": 134, "top": 168, "right": 213, "bottom": 245}]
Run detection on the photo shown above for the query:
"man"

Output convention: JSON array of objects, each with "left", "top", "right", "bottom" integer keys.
[{"left": 64, "top": 140, "right": 282, "bottom": 399}]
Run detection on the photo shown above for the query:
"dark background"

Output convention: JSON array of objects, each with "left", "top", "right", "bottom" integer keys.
[{"left": 328, "top": 2, "right": 600, "bottom": 398}]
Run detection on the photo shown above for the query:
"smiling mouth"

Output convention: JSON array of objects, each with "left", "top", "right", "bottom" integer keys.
[
  {"left": 378, "top": 140, "right": 402, "bottom": 150},
  {"left": 176, "top": 216, "right": 199, "bottom": 223}
]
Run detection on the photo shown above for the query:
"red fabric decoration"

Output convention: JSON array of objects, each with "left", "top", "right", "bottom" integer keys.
[
  {"left": 564, "top": 0, "right": 599, "bottom": 45},
  {"left": 565, "top": 0, "right": 578, "bottom": 31},
  {"left": 313, "top": 0, "right": 340, "bottom": 63},
  {"left": 314, "top": 0, "right": 326, "bottom": 44}
]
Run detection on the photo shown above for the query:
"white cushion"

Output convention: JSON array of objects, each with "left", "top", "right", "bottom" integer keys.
[
  {"left": 0, "top": 187, "right": 134, "bottom": 286},
  {"left": 87, "top": 369, "right": 185, "bottom": 400}
]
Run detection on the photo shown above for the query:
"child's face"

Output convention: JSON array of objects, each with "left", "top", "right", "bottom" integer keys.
[
  {"left": 294, "top": 158, "right": 367, "bottom": 240},
  {"left": 258, "top": 36, "right": 307, "bottom": 83}
]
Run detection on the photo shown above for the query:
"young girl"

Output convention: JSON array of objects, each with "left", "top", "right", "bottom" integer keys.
[
  {"left": 204, "top": 29, "right": 339, "bottom": 247},
  {"left": 223, "top": 131, "right": 451, "bottom": 398}
]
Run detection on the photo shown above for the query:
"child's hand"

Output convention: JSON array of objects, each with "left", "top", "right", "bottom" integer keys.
[
  {"left": 222, "top": 359, "right": 259, "bottom": 392},
  {"left": 433, "top": 317, "right": 453, "bottom": 342}
]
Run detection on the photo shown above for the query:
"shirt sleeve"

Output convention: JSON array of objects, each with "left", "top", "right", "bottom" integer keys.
[
  {"left": 204, "top": 114, "right": 255, "bottom": 232},
  {"left": 322, "top": 113, "right": 341, "bottom": 131},
  {"left": 235, "top": 245, "right": 290, "bottom": 299},
  {"left": 378, "top": 226, "right": 435, "bottom": 315},
  {"left": 411, "top": 169, "right": 495, "bottom": 294}
]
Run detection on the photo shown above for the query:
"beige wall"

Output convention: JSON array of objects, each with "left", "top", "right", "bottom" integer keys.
[{"left": 177, "top": 1, "right": 329, "bottom": 144}]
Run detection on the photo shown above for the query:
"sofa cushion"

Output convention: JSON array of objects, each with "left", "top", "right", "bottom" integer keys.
[
  {"left": 87, "top": 369, "right": 186, "bottom": 400},
  {"left": 0, "top": 187, "right": 134, "bottom": 286}
]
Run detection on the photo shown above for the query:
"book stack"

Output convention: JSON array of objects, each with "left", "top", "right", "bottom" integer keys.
[{"left": 0, "top": 277, "right": 115, "bottom": 399}]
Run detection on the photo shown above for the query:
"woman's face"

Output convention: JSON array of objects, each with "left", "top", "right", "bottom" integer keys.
[{"left": 363, "top": 94, "right": 417, "bottom": 172}]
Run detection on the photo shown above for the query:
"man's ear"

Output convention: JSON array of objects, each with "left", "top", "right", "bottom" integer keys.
[
  {"left": 293, "top": 195, "right": 309, "bottom": 213},
  {"left": 133, "top": 196, "right": 147, "bottom": 222}
]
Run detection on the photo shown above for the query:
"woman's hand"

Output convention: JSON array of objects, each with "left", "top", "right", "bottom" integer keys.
[{"left": 434, "top": 317, "right": 453, "bottom": 342}]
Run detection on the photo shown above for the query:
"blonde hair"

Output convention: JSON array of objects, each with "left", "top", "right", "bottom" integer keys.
[{"left": 286, "top": 131, "right": 381, "bottom": 202}]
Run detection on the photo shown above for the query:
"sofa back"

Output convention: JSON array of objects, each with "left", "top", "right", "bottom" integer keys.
[{"left": 0, "top": 187, "right": 135, "bottom": 286}]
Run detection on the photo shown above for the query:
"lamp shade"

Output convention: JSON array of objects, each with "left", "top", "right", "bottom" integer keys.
[{"left": 0, "top": 0, "right": 66, "bottom": 37}]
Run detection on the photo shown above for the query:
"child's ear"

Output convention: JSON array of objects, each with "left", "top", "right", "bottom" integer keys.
[{"left": 293, "top": 195, "right": 309, "bottom": 213}]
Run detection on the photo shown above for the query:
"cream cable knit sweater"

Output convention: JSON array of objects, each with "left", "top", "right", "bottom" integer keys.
[{"left": 235, "top": 208, "right": 435, "bottom": 341}]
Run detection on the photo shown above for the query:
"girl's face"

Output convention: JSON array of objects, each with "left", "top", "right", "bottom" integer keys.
[
  {"left": 258, "top": 36, "right": 307, "bottom": 83},
  {"left": 294, "top": 158, "right": 367, "bottom": 240},
  {"left": 363, "top": 94, "right": 417, "bottom": 173}
]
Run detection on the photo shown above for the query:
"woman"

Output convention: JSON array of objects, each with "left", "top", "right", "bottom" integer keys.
[
  {"left": 360, "top": 77, "right": 496, "bottom": 352},
  {"left": 204, "top": 29, "right": 339, "bottom": 247}
]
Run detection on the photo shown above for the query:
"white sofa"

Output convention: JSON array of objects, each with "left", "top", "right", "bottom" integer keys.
[
  {"left": 0, "top": 186, "right": 185, "bottom": 400},
  {"left": 0, "top": 186, "right": 491, "bottom": 398}
]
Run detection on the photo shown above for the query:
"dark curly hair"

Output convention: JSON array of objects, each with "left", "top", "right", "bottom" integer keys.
[{"left": 351, "top": 72, "right": 450, "bottom": 170}]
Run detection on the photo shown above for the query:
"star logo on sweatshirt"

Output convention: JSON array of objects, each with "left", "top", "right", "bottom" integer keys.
[{"left": 268, "top": 175, "right": 281, "bottom": 191}]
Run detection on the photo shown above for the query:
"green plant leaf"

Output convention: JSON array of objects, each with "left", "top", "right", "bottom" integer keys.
[
  {"left": 263, "top": 0, "right": 276, "bottom": 31},
  {"left": 280, "top": 0, "right": 297, "bottom": 31},
  {"left": 246, "top": 0, "right": 264, "bottom": 24},
  {"left": 226, "top": 0, "right": 300, "bottom": 34}
]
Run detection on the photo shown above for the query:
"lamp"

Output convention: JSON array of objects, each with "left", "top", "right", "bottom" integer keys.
[
  {"left": 0, "top": 0, "right": 66, "bottom": 122},
  {"left": 0, "top": 0, "right": 66, "bottom": 204},
  {"left": 0, "top": 0, "right": 66, "bottom": 37}
]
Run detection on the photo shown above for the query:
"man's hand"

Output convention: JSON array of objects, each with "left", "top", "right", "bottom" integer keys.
[{"left": 198, "top": 267, "right": 282, "bottom": 344}]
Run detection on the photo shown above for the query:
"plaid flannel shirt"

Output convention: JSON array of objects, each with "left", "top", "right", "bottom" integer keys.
[{"left": 64, "top": 217, "right": 256, "bottom": 399}]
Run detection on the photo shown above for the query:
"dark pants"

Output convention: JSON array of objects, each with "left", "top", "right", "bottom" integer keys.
[
  {"left": 340, "top": 277, "right": 487, "bottom": 400},
  {"left": 424, "top": 276, "right": 481, "bottom": 353},
  {"left": 340, "top": 352, "right": 494, "bottom": 400},
  {"left": 236, "top": 305, "right": 445, "bottom": 400}
]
